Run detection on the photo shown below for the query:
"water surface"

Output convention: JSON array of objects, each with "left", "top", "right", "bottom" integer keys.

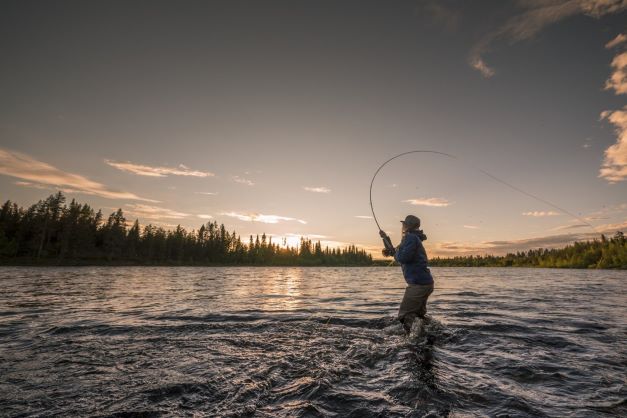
[{"left": 0, "top": 267, "right": 625, "bottom": 417}]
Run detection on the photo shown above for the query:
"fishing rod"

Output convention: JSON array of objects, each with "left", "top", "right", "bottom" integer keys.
[{"left": 369, "top": 150, "right": 598, "bottom": 252}]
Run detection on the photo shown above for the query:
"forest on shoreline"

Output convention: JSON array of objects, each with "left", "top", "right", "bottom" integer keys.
[
  {"left": 0, "top": 193, "right": 372, "bottom": 266},
  {"left": 0, "top": 193, "right": 625, "bottom": 269}
]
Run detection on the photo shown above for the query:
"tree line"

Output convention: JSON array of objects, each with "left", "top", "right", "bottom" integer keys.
[
  {"left": 429, "top": 232, "right": 627, "bottom": 269},
  {"left": 0, "top": 192, "right": 372, "bottom": 266}
]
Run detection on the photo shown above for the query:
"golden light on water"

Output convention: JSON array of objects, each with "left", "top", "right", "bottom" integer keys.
[{"left": 232, "top": 269, "right": 305, "bottom": 311}]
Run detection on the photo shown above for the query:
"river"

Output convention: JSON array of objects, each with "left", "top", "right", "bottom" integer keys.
[{"left": 0, "top": 267, "right": 625, "bottom": 417}]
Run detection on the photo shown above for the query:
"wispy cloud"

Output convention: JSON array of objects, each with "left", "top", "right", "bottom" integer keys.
[
  {"left": 469, "top": 1, "right": 627, "bottom": 77},
  {"left": 0, "top": 148, "right": 155, "bottom": 201},
  {"left": 584, "top": 202, "right": 627, "bottom": 219},
  {"left": 433, "top": 219, "right": 626, "bottom": 256},
  {"left": 232, "top": 176, "right": 255, "bottom": 186},
  {"left": 16, "top": 180, "right": 85, "bottom": 195},
  {"left": 552, "top": 223, "right": 590, "bottom": 231},
  {"left": 15, "top": 181, "right": 49, "bottom": 190},
  {"left": 404, "top": 197, "right": 450, "bottom": 207},
  {"left": 221, "top": 211, "right": 307, "bottom": 224},
  {"left": 522, "top": 211, "right": 561, "bottom": 217},
  {"left": 463, "top": 225, "right": 480, "bottom": 229},
  {"left": 433, "top": 233, "right": 581, "bottom": 256},
  {"left": 285, "top": 233, "right": 328, "bottom": 239},
  {"left": 355, "top": 215, "right": 373, "bottom": 219},
  {"left": 197, "top": 214, "right": 213, "bottom": 220},
  {"left": 606, "top": 32, "right": 626, "bottom": 49},
  {"left": 106, "top": 160, "right": 214, "bottom": 177},
  {"left": 471, "top": 57, "right": 496, "bottom": 78},
  {"left": 303, "top": 186, "right": 331, "bottom": 193},
  {"left": 125, "top": 204, "right": 190, "bottom": 219},
  {"left": 599, "top": 106, "right": 627, "bottom": 182},
  {"left": 195, "top": 192, "right": 218, "bottom": 196}
]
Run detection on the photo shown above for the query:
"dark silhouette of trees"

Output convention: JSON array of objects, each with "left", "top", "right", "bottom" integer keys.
[
  {"left": 4, "top": 192, "right": 623, "bottom": 269},
  {"left": 0, "top": 193, "right": 372, "bottom": 266}
]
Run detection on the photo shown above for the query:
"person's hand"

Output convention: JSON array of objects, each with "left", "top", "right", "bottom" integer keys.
[{"left": 382, "top": 248, "right": 393, "bottom": 257}]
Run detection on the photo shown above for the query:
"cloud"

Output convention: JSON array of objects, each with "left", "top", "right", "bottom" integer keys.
[
  {"left": 605, "top": 51, "right": 627, "bottom": 95},
  {"left": 432, "top": 218, "right": 626, "bottom": 256},
  {"left": 597, "top": 218, "right": 627, "bottom": 231},
  {"left": 470, "top": 57, "right": 496, "bottom": 78},
  {"left": 15, "top": 181, "right": 49, "bottom": 190},
  {"left": 195, "top": 192, "right": 218, "bottom": 195},
  {"left": 106, "top": 160, "right": 214, "bottom": 177},
  {"left": 599, "top": 106, "right": 627, "bottom": 182},
  {"left": 606, "top": 32, "right": 627, "bottom": 48},
  {"left": 285, "top": 233, "right": 328, "bottom": 239},
  {"left": 303, "top": 186, "right": 331, "bottom": 193},
  {"left": 404, "top": 197, "right": 450, "bottom": 207},
  {"left": 125, "top": 204, "right": 190, "bottom": 220},
  {"left": 552, "top": 223, "right": 590, "bottom": 231},
  {"left": 355, "top": 215, "right": 373, "bottom": 219},
  {"left": 469, "top": 0, "right": 627, "bottom": 77},
  {"left": 0, "top": 148, "right": 155, "bottom": 201},
  {"left": 584, "top": 202, "right": 627, "bottom": 219},
  {"left": 220, "top": 211, "right": 307, "bottom": 224},
  {"left": 16, "top": 180, "right": 88, "bottom": 195},
  {"left": 232, "top": 176, "right": 255, "bottom": 186},
  {"left": 197, "top": 214, "right": 213, "bottom": 220},
  {"left": 433, "top": 233, "right": 580, "bottom": 256},
  {"left": 581, "top": 0, "right": 627, "bottom": 16},
  {"left": 264, "top": 233, "right": 328, "bottom": 248},
  {"left": 522, "top": 210, "right": 561, "bottom": 216},
  {"left": 463, "top": 225, "right": 480, "bottom": 229}
]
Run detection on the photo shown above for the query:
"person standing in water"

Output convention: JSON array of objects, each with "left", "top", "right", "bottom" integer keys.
[{"left": 380, "top": 215, "right": 434, "bottom": 335}]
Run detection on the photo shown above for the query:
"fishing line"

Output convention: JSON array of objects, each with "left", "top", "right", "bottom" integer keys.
[{"left": 369, "top": 150, "right": 598, "bottom": 235}]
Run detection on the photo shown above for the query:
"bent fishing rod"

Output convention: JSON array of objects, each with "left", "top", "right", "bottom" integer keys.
[{"left": 369, "top": 150, "right": 598, "bottom": 252}]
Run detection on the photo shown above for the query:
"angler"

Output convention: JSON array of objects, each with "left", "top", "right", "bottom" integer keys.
[
  {"left": 380, "top": 215, "right": 434, "bottom": 335},
  {"left": 369, "top": 150, "right": 597, "bottom": 336}
]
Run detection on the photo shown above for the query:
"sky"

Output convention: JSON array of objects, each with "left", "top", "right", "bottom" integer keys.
[{"left": 0, "top": 0, "right": 626, "bottom": 257}]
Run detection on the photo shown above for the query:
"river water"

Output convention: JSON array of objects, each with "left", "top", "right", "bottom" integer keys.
[{"left": 0, "top": 267, "right": 625, "bottom": 417}]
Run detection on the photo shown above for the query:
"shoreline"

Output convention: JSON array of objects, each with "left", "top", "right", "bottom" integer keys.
[{"left": 0, "top": 260, "right": 624, "bottom": 270}]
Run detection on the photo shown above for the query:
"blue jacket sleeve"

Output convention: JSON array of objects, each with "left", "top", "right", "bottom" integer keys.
[{"left": 394, "top": 234, "right": 417, "bottom": 264}]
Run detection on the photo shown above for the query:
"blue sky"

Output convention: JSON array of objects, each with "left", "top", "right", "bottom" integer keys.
[{"left": 0, "top": 1, "right": 626, "bottom": 257}]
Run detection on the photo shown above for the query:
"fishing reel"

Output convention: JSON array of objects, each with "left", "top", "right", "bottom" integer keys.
[{"left": 379, "top": 230, "right": 395, "bottom": 257}]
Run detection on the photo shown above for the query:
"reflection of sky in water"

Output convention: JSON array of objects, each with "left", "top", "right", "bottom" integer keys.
[
  {"left": 1, "top": 266, "right": 626, "bottom": 416},
  {"left": 7, "top": 267, "right": 626, "bottom": 327},
  {"left": 232, "top": 269, "right": 306, "bottom": 311}
]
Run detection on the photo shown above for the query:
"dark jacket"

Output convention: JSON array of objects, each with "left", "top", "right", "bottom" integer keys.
[{"left": 394, "top": 230, "right": 433, "bottom": 285}]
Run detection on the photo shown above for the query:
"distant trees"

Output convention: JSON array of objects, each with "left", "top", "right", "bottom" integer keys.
[
  {"left": 430, "top": 232, "right": 627, "bottom": 269},
  {"left": 0, "top": 193, "right": 372, "bottom": 266},
  {"left": 2, "top": 192, "right": 624, "bottom": 269}
]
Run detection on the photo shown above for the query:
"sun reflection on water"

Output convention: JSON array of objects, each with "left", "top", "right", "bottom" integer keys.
[{"left": 231, "top": 268, "right": 306, "bottom": 311}]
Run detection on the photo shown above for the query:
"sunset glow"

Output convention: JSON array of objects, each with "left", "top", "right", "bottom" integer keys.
[{"left": 0, "top": 1, "right": 625, "bottom": 258}]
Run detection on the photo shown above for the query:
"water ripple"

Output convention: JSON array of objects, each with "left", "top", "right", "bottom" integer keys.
[{"left": 0, "top": 266, "right": 625, "bottom": 417}]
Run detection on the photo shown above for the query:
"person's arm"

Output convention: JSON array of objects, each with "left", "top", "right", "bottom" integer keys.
[{"left": 394, "top": 234, "right": 417, "bottom": 264}]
